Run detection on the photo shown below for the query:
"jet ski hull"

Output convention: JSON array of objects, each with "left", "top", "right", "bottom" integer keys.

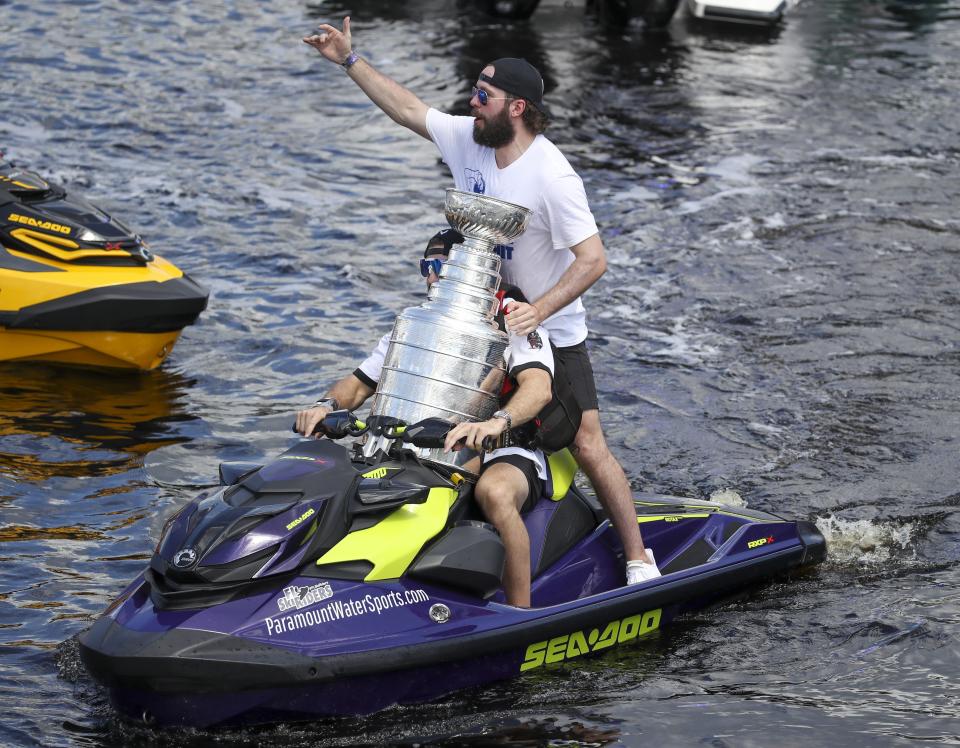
[
  {"left": 0, "top": 270, "right": 208, "bottom": 369},
  {"left": 0, "top": 327, "right": 186, "bottom": 370},
  {"left": 0, "top": 255, "right": 208, "bottom": 369},
  {"left": 80, "top": 497, "right": 825, "bottom": 727}
]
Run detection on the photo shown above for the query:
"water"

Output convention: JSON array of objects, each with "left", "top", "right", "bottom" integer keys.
[{"left": 2, "top": 0, "right": 959, "bottom": 744}]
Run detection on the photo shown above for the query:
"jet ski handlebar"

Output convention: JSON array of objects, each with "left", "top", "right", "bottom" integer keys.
[{"left": 298, "top": 412, "right": 496, "bottom": 451}]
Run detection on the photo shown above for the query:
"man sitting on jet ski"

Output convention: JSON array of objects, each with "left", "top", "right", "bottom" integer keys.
[{"left": 295, "top": 230, "right": 559, "bottom": 607}]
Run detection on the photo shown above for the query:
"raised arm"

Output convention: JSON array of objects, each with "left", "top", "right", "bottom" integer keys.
[{"left": 303, "top": 16, "right": 431, "bottom": 140}]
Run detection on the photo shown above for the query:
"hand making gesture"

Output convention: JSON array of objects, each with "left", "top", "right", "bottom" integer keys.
[{"left": 303, "top": 16, "right": 353, "bottom": 64}]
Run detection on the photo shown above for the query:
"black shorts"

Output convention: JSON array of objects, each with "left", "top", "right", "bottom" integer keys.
[
  {"left": 480, "top": 454, "right": 544, "bottom": 513},
  {"left": 554, "top": 341, "right": 599, "bottom": 412}
]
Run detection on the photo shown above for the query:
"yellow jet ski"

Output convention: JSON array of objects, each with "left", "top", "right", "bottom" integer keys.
[{"left": 0, "top": 162, "right": 208, "bottom": 370}]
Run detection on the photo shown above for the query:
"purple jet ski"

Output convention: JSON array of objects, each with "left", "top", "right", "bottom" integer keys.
[{"left": 79, "top": 412, "right": 826, "bottom": 728}]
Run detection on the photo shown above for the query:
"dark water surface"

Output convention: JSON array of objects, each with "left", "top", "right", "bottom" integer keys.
[{"left": 2, "top": 0, "right": 959, "bottom": 745}]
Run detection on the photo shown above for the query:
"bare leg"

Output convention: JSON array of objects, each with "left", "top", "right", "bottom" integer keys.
[
  {"left": 475, "top": 462, "right": 532, "bottom": 608},
  {"left": 572, "top": 409, "right": 648, "bottom": 562}
]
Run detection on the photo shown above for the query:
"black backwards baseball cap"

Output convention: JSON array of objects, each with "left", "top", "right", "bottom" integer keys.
[
  {"left": 479, "top": 58, "right": 551, "bottom": 117},
  {"left": 424, "top": 228, "right": 464, "bottom": 257}
]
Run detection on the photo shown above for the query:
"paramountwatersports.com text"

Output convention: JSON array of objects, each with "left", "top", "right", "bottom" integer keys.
[{"left": 265, "top": 588, "right": 430, "bottom": 636}]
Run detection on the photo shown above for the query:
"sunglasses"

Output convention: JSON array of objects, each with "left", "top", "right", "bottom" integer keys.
[
  {"left": 471, "top": 86, "right": 512, "bottom": 106},
  {"left": 420, "top": 258, "right": 445, "bottom": 277}
]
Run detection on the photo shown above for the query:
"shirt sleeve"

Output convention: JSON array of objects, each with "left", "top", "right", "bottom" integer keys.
[
  {"left": 505, "top": 323, "right": 554, "bottom": 380},
  {"left": 540, "top": 174, "right": 600, "bottom": 250},
  {"left": 425, "top": 108, "right": 473, "bottom": 170},
  {"left": 356, "top": 332, "right": 390, "bottom": 386},
  {"left": 502, "top": 294, "right": 554, "bottom": 378}
]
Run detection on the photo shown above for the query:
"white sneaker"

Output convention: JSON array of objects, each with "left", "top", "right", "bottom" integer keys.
[{"left": 626, "top": 550, "right": 661, "bottom": 585}]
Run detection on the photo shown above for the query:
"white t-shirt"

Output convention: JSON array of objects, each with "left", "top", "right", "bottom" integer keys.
[
  {"left": 355, "top": 297, "right": 552, "bottom": 482},
  {"left": 425, "top": 108, "right": 599, "bottom": 348}
]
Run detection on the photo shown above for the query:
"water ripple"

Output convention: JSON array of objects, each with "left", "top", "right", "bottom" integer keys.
[{"left": 2, "top": 0, "right": 960, "bottom": 744}]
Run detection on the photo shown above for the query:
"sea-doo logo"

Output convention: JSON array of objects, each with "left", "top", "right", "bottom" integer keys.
[
  {"left": 173, "top": 548, "right": 198, "bottom": 568},
  {"left": 7, "top": 213, "right": 71, "bottom": 235},
  {"left": 747, "top": 535, "right": 775, "bottom": 549},
  {"left": 361, "top": 467, "right": 400, "bottom": 479},
  {"left": 285, "top": 507, "right": 315, "bottom": 531},
  {"left": 277, "top": 582, "right": 333, "bottom": 612},
  {"left": 520, "top": 608, "right": 662, "bottom": 672}
]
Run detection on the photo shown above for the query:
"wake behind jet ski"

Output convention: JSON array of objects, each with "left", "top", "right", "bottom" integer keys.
[
  {"left": 79, "top": 411, "right": 826, "bottom": 728},
  {"left": 0, "top": 162, "right": 208, "bottom": 369}
]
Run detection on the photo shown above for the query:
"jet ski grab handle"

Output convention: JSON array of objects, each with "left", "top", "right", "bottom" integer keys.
[{"left": 298, "top": 411, "right": 496, "bottom": 451}]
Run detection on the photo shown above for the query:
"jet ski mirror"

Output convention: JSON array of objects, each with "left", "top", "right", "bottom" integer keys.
[
  {"left": 400, "top": 417, "right": 454, "bottom": 448},
  {"left": 304, "top": 409, "right": 368, "bottom": 439}
]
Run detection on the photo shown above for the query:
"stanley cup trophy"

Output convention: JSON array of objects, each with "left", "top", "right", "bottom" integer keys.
[{"left": 364, "top": 189, "right": 532, "bottom": 475}]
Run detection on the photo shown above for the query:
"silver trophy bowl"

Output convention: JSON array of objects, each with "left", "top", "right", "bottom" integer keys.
[
  {"left": 444, "top": 189, "right": 532, "bottom": 249},
  {"left": 365, "top": 191, "right": 532, "bottom": 476}
]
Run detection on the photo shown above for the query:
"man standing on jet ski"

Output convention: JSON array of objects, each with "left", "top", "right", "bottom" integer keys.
[
  {"left": 296, "top": 233, "right": 554, "bottom": 607},
  {"left": 303, "top": 19, "right": 660, "bottom": 584}
]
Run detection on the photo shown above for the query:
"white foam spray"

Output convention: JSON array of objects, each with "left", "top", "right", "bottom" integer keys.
[{"left": 815, "top": 515, "right": 916, "bottom": 565}]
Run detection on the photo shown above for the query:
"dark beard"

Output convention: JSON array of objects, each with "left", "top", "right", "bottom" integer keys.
[{"left": 472, "top": 106, "right": 515, "bottom": 149}]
